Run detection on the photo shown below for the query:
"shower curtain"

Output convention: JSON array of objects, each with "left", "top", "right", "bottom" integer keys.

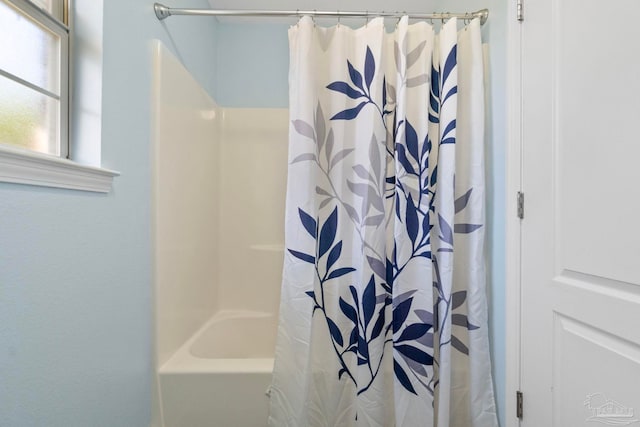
[{"left": 269, "top": 16, "right": 498, "bottom": 427}]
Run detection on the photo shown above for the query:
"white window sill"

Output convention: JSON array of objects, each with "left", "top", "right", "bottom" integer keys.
[{"left": 0, "top": 145, "right": 119, "bottom": 193}]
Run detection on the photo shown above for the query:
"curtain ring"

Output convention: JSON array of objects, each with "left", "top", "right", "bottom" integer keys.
[
  {"left": 337, "top": 10, "right": 341, "bottom": 26},
  {"left": 365, "top": 10, "right": 369, "bottom": 27}
]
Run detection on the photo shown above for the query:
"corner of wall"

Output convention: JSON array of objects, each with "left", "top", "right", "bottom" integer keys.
[{"left": 69, "top": 0, "right": 104, "bottom": 166}]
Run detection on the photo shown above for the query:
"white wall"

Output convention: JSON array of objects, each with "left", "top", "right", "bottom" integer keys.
[
  {"left": 152, "top": 42, "right": 220, "bottom": 368},
  {"left": 151, "top": 43, "right": 222, "bottom": 427},
  {"left": 217, "top": 108, "right": 289, "bottom": 313}
]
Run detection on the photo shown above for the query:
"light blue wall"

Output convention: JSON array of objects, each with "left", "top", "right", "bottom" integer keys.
[
  {"left": 214, "top": 3, "right": 507, "bottom": 426},
  {"left": 0, "top": 1, "right": 216, "bottom": 426},
  {"left": 215, "top": 22, "right": 289, "bottom": 107}
]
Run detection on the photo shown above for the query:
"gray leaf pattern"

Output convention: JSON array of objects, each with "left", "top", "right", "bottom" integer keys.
[
  {"left": 291, "top": 153, "right": 317, "bottom": 164},
  {"left": 330, "top": 149, "right": 355, "bottom": 170},
  {"left": 325, "top": 129, "right": 335, "bottom": 165},
  {"left": 292, "top": 119, "right": 315, "bottom": 140},
  {"left": 369, "top": 135, "right": 382, "bottom": 184},
  {"left": 407, "top": 74, "right": 429, "bottom": 88},
  {"left": 315, "top": 103, "right": 326, "bottom": 151},
  {"left": 406, "top": 40, "right": 427, "bottom": 68}
]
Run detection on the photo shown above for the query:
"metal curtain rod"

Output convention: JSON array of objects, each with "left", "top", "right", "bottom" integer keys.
[{"left": 153, "top": 3, "right": 489, "bottom": 26}]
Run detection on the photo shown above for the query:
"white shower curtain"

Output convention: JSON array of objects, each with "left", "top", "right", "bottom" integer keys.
[{"left": 269, "top": 16, "right": 498, "bottom": 427}]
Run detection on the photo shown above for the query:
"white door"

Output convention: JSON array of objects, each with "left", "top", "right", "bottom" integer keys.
[{"left": 519, "top": 1, "right": 640, "bottom": 426}]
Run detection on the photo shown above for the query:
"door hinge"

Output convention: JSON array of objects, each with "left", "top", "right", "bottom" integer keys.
[
  {"left": 516, "top": 0, "right": 524, "bottom": 21},
  {"left": 517, "top": 192, "right": 525, "bottom": 219},
  {"left": 516, "top": 390, "right": 524, "bottom": 419}
]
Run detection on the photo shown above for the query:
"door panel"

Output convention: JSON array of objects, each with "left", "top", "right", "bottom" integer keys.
[
  {"left": 553, "top": 314, "right": 640, "bottom": 427},
  {"left": 520, "top": 0, "right": 640, "bottom": 425},
  {"left": 555, "top": 0, "right": 640, "bottom": 286}
]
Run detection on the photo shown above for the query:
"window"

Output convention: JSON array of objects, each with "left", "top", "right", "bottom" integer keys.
[
  {"left": 0, "top": 0, "right": 116, "bottom": 192},
  {"left": 0, "top": 0, "right": 69, "bottom": 157}
]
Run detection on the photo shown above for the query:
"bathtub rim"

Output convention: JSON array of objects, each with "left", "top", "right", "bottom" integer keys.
[{"left": 159, "top": 309, "right": 276, "bottom": 375}]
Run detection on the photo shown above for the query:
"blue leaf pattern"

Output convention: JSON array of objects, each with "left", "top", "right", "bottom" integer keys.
[
  {"left": 326, "top": 241, "right": 343, "bottom": 271},
  {"left": 370, "top": 307, "right": 386, "bottom": 340},
  {"left": 298, "top": 208, "right": 317, "bottom": 238},
  {"left": 443, "top": 86, "right": 458, "bottom": 104},
  {"left": 327, "top": 317, "right": 344, "bottom": 347},
  {"left": 393, "top": 298, "right": 413, "bottom": 334},
  {"left": 330, "top": 101, "right": 368, "bottom": 121},
  {"left": 395, "top": 144, "right": 417, "bottom": 175},
  {"left": 288, "top": 249, "right": 315, "bottom": 264},
  {"left": 394, "top": 359, "right": 417, "bottom": 395},
  {"left": 442, "top": 119, "right": 457, "bottom": 140},
  {"left": 362, "top": 275, "right": 376, "bottom": 326},
  {"left": 318, "top": 207, "right": 338, "bottom": 258},
  {"left": 395, "top": 344, "right": 434, "bottom": 365},
  {"left": 347, "top": 61, "right": 364, "bottom": 92},
  {"left": 405, "top": 121, "right": 420, "bottom": 161},
  {"left": 398, "top": 323, "right": 432, "bottom": 342},
  {"left": 326, "top": 81, "right": 364, "bottom": 99},
  {"left": 327, "top": 267, "right": 357, "bottom": 280},
  {"left": 364, "top": 47, "right": 375, "bottom": 91},
  {"left": 442, "top": 45, "right": 457, "bottom": 87},
  {"left": 406, "top": 195, "right": 419, "bottom": 246},
  {"left": 340, "top": 297, "right": 358, "bottom": 324}
]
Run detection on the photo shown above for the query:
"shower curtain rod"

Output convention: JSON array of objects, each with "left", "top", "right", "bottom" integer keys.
[{"left": 153, "top": 3, "right": 489, "bottom": 26}]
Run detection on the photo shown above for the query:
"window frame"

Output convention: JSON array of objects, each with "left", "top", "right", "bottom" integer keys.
[{"left": 1, "top": 0, "right": 70, "bottom": 157}]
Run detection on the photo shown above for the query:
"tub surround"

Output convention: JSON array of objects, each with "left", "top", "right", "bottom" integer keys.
[
  {"left": 152, "top": 43, "right": 288, "bottom": 427},
  {"left": 152, "top": 42, "right": 221, "bottom": 369}
]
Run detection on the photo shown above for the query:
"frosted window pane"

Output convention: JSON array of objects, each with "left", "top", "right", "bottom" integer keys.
[
  {"left": 0, "top": 75, "right": 59, "bottom": 155},
  {"left": 0, "top": 1, "right": 60, "bottom": 94}
]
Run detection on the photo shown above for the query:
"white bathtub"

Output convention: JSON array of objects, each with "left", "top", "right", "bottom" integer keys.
[{"left": 159, "top": 311, "right": 276, "bottom": 427}]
